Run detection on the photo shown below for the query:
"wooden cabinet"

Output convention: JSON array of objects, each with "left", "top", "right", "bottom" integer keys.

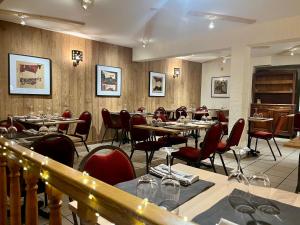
[{"left": 250, "top": 104, "right": 295, "bottom": 138}]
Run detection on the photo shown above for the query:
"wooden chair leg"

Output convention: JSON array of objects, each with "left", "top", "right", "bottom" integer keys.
[
  {"left": 101, "top": 128, "right": 108, "bottom": 143},
  {"left": 219, "top": 153, "right": 228, "bottom": 176},
  {"left": 0, "top": 155, "right": 7, "bottom": 225},
  {"left": 266, "top": 139, "right": 276, "bottom": 161},
  {"left": 273, "top": 137, "right": 282, "bottom": 156}
]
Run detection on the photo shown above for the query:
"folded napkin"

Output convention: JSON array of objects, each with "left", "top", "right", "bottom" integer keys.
[
  {"left": 149, "top": 164, "right": 199, "bottom": 186},
  {"left": 23, "top": 129, "right": 39, "bottom": 135},
  {"left": 217, "top": 218, "right": 238, "bottom": 225}
]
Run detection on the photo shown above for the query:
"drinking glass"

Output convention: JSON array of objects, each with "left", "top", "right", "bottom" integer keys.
[
  {"left": 7, "top": 116, "right": 17, "bottom": 139},
  {"left": 48, "top": 125, "right": 57, "bottom": 133},
  {"left": 253, "top": 108, "right": 259, "bottom": 118},
  {"left": 136, "top": 175, "right": 158, "bottom": 203},
  {"left": 39, "top": 114, "right": 49, "bottom": 134},
  {"left": 0, "top": 126, "right": 8, "bottom": 137},
  {"left": 159, "top": 147, "right": 180, "bottom": 214},
  {"left": 249, "top": 173, "right": 281, "bottom": 222},
  {"left": 228, "top": 146, "right": 249, "bottom": 185}
]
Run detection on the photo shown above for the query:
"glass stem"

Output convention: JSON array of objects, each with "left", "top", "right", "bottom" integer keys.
[
  {"left": 237, "top": 150, "right": 241, "bottom": 172},
  {"left": 168, "top": 154, "right": 171, "bottom": 176}
]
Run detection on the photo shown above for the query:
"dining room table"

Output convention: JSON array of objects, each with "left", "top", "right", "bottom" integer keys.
[
  {"left": 134, "top": 120, "right": 214, "bottom": 148},
  {"left": 247, "top": 117, "right": 274, "bottom": 156},
  {"left": 69, "top": 163, "right": 300, "bottom": 225}
]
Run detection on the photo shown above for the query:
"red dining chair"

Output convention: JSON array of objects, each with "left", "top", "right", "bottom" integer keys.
[
  {"left": 119, "top": 110, "right": 131, "bottom": 147},
  {"left": 249, "top": 115, "right": 286, "bottom": 161},
  {"left": 154, "top": 107, "right": 167, "bottom": 118},
  {"left": 175, "top": 107, "right": 187, "bottom": 120},
  {"left": 194, "top": 106, "right": 209, "bottom": 120},
  {"left": 171, "top": 122, "right": 223, "bottom": 171},
  {"left": 294, "top": 113, "right": 300, "bottom": 136},
  {"left": 101, "top": 108, "right": 122, "bottom": 145},
  {"left": 129, "top": 114, "right": 169, "bottom": 172},
  {"left": 71, "top": 145, "right": 136, "bottom": 225},
  {"left": 66, "top": 111, "right": 92, "bottom": 156},
  {"left": 217, "top": 110, "right": 228, "bottom": 136},
  {"left": 57, "top": 110, "right": 72, "bottom": 134},
  {"left": 137, "top": 107, "right": 146, "bottom": 113},
  {"left": 215, "top": 118, "right": 245, "bottom": 175}
]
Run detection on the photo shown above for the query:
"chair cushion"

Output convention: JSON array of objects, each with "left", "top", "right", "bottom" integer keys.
[
  {"left": 216, "top": 141, "right": 227, "bottom": 152},
  {"left": 158, "top": 136, "right": 187, "bottom": 145},
  {"left": 134, "top": 140, "right": 169, "bottom": 151},
  {"left": 171, "top": 147, "right": 200, "bottom": 162},
  {"left": 250, "top": 131, "right": 272, "bottom": 139}
]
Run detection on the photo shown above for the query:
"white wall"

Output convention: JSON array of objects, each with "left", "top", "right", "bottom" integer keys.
[{"left": 200, "top": 59, "right": 231, "bottom": 110}]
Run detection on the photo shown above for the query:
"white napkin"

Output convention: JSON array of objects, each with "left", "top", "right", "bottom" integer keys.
[
  {"left": 217, "top": 218, "right": 239, "bottom": 225},
  {"left": 23, "top": 129, "right": 39, "bottom": 135},
  {"left": 149, "top": 164, "right": 199, "bottom": 186}
]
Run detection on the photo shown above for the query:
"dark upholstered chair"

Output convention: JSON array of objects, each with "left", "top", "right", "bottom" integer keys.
[
  {"left": 171, "top": 122, "right": 223, "bottom": 170},
  {"left": 194, "top": 106, "right": 209, "bottom": 120},
  {"left": 57, "top": 110, "right": 72, "bottom": 134},
  {"left": 175, "top": 107, "right": 187, "bottom": 120},
  {"left": 296, "top": 153, "right": 300, "bottom": 194},
  {"left": 66, "top": 111, "right": 92, "bottom": 156},
  {"left": 71, "top": 145, "right": 136, "bottom": 225},
  {"left": 101, "top": 108, "right": 122, "bottom": 145},
  {"left": 294, "top": 113, "right": 300, "bottom": 136},
  {"left": 129, "top": 114, "right": 169, "bottom": 172},
  {"left": 119, "top": 110, "right": 131, "bottom": 146},
  {"left": 137, "top": 107, "right": 146, "bottom": 113},
  {"left": 215, "top": 118, "right": 245, "bottom": 175},
  {"left": 249, "top": 115, "right": 286, "bottom": 161},
  {"left": 0, "top": 118, "right": 25, "bottom": 132},
  {"left": 217, "top": 110, "right": 228, "bottom": 136},
  {"left": 154, "top": 107, "right": 167, "bottom": 119}
]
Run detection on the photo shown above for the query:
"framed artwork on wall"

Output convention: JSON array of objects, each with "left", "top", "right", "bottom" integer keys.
[
  {"left": 211, "top": 76, "right": 230, "bottom": 98},
  {"left": 96, "top": 65, "right": 122, "bottom": 97},
  {"left": 8, "top": 53, "right": 52, "bottom": 95},
  {"left": 149, "top": 71, "right": 166, "bottom": 97}
]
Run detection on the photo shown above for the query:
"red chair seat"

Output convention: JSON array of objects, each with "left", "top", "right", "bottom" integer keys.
[
  {"left": 216, "top": 141, "right": 227, "bottom": 152},
  {"left": 159, "top": 136, "right": 187, "bottom": 145},
  {"left": 171, "top": 147, "right": 200, "bottom": 162},
  {"left": 250, "top": 131, "right": 272, "bottom": 139},
  {"left": 134, "top": 140, "right": 169, "bottom": 151}
]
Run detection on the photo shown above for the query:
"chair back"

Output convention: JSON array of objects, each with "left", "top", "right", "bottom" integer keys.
[
  {"left": 217, "top": 111, "right": 227, "bottom": 122},
  {"left": 31, "top": 134, "right": 76, "bottom": 167},
  {"left": 58, "top": 110, "right": 72, "bottom": 133},
  {"left": 75, "top": 111, "right": 92, "bottom": 137},
  {"left": 137, "top": 107, "right": 145, "bottom": 113},
  {"left": 154, "top": 107, "right": 167, "bottom": 117},
  {"left": 0, "top": 119, "right": 25, "bottom": 132},
  {"left": 200, "top": 122, "right": 223, "bottom": 159},
  {"left": 273, "top": 115, "right": 288, "bottom": 136},
  {"left": 180, "top": 106, "right": 187, "bottom": 111},
  {"left": 102, "top": 108, "right": 113, "bottom": 128},
  {"left": 120, "top": 110, "right": 131, "bottom": 131},
  {"left": 79, "top": 145, "right": 136, "bottom": 185},
  {"left": 294, "top": 113, "right": 300, "bottom": 131},
  {"left": 175, "top": 107, "right": 187, "bottom": 119},
  {"left": 225, "top": 118, "right": 245, "bottom": 148},
  {"left": 130, "top": 114, "right": 150, "bottom": 142}
]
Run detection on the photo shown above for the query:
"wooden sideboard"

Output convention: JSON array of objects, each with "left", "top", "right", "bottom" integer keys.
[{"left": 250, "top": 104, "right": 295, "bottom": 138}]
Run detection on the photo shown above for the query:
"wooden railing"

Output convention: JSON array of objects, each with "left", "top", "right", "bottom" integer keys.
[{"left": 0, "top": 137, "right": 197, "bottom": 225}]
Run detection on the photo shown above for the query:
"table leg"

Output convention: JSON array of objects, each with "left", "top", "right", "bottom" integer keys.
[
  {"left": 247, "top": 120, "right": 260, "bottom": 157},
  {"left": 195, "top": 129, "right": 199, "bottom": 148}
]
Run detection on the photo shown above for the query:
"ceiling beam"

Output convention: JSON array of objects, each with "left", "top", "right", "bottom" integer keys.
[{"left": 0, "top": 9, "right": 85, "bottom": 26}]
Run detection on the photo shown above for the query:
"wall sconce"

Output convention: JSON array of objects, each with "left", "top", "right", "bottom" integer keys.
[
  {"left": 173, "top": 68, "right": 180, "bottom": 78},
  {"left": 72, "top": 50, "right": 83, "bottom": 67}
]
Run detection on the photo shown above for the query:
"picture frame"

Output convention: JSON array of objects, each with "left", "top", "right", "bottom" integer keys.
[
  {"left": 8, "top": 53, "right": 52, "bottom": 96},
  {"left": 96, "top": 65, "right": 122, "bottom": 97},
  {"left": 211, "top": 76, "right": 230, "bottom": 98},
  {"left": 149, "top": 71, "right": 166, "bottom": 97}
]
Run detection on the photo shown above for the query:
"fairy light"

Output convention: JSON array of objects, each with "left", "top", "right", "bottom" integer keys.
[
  {"left": 4, "top": 142, "right": 8, "bottom": 146},
  {"left": 19, "top": 159, "right": 23, "bottom": 163},
  {"left": 183, "top": 216, "right": 188, "bottom": 221},
  {"left": 88, "top": 193, "right": 94, "bottom": 200},
  {"left": 95, "top": 212, "right": 100, "bottom": 217}
]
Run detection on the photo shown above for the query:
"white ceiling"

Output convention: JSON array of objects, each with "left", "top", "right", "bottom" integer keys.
[{"left": 1, "top": 0, "right": 300, "bottom": 61}]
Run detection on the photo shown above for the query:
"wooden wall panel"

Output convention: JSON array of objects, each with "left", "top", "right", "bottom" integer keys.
[{"left": 0, "top": 21, "right": 202, "bottom": 142}]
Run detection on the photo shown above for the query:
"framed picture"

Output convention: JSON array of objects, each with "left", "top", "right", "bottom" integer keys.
[
  {"left": 149, "top": 71, "right": 166, "bottom": 97},
  {"left": 211, "top": 76, "right": 230, "bottom": 98},
  {"left": 8, "top": 53, "right": 52, "bottom": 95},
  {"left": 96, "top": 65, "right": 122, "bottom": 97}
]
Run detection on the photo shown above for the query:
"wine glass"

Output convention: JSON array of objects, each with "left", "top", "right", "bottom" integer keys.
[
  {"left": 0, "top": 126, "right": 8, "bottom": 138},
  {"left": 249, "top": 173, "right": 281, "bottom": 222},
  {"left": 253, "top": 108, "right": 259, "bottom": 118},
  {"left": 7, "top": 116, "right": 17, "bottom": 139},
  {"left": 48, "top": 125, "right": 57, "bottom": 133},
  {"left": 228, "top": 146, "right": 249, "bottom": 185},
  {"left": 38, "top": 113, "right": 49, "bottom": 134},
  {"left": 136, "top": 175, "right": 158, "bottom": 203},
  {"left": 159, "top": 147, "right": 180, "bottom": 214}
]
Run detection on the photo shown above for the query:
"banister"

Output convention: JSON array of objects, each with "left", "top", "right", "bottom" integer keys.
[{"left": 0, "top": 137, "right": 198, "bottom": 225}]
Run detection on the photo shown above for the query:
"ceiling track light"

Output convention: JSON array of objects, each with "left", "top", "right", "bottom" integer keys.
[
  {"left": 141, "top": 40, "right": 149, "bottom": 48},
  {"left": 18, "top": 14, "right": 26, "bottom": 26},
  {"left": 81, "top": 0, "right": 94, "bottom": 10},
  {"left": 209, "top": 20, "right": 215, "bottom": 29},
  {"left": 290, "top": 51, "right": 294, "bottom": 56}
]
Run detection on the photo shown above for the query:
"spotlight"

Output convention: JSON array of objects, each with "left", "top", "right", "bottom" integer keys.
[
  {"left": 81, "top": 0, "right": 94, "bottom": 10},
  {"left": 209, "top": 20, "right": 215, "bottom": 29},
  {"left": 290, "top": 51, "right": 294, "bottom": 56}
]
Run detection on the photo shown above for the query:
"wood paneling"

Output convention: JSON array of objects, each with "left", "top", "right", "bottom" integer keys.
[{"left": 0, "top": 21, "right": 202, "bottom": 142}]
